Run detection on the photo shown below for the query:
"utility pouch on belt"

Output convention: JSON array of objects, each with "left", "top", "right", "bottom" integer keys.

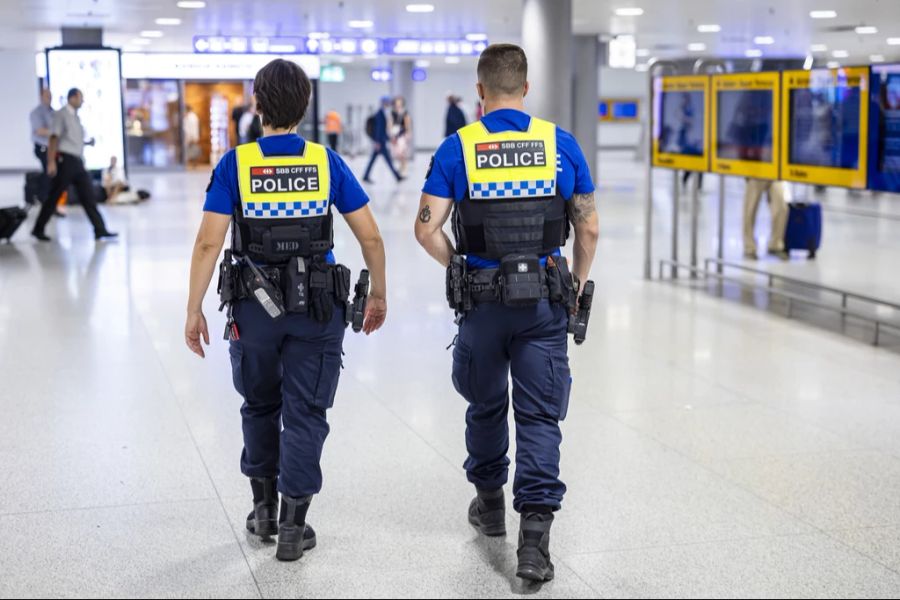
[
  {"left": 333, "top": 264, "right": 351, "bottom": 305},
  {"left": 446, "top": 254, "right": 472, "bottom": 313},
  {"left": 240, "top": 257, "right": 286, "bottom": 320},
  {"left": 284, "top": 256, "right": 308, "bottom": 314},
  {"left": 552, "top": 255, "right": 578, "bottom": 314},
  {"left": 499, "top": 254, "right": 543, "bottom": 307}
]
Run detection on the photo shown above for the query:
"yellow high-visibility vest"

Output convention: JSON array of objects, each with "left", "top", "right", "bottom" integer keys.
[
  {"left": 457, "top": 116, "right": 557, "bottom": 200},
  {"left": 236, "top": 140, "right": 331, "bottom": 219}
]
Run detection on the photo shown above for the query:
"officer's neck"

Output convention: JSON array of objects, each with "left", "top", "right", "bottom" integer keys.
[
  {"left": 262, "top": 126, "right": 297, "bottom": 137},
  {"left": 482, "top": 97, "right": 525, "bottom": 115}
]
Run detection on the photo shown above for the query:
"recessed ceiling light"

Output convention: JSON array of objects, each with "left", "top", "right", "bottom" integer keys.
[
  {"left": 636, "top": 48, "right": 650, "bottom": 57},
  {"left": 348, "top": 20, "right": 374, "bottom": 29},
  {"left": 889, "top": 38, "right": 900, "bottom": 45},
  {"left": 140, "top": 30, "right": 164, "bottom": 38},
  {"left": 871, "top": 54, "right": 886, "bottom": 62},
  {"left": 697, "top": 24, "right": 720, "bottom": 33},
  {"left": 754, "top": 36, "right": 775, "bottom": 45},
  {"left": 309, "top": 32, "right": 330, "bottom": 40},
  {"left": 465, "top": 33, "right": 488, "bottom": 42},
  {"left": 415, "top": 59, "right": 431, "bottom": 67},
  {"left": 745, "top": 49, "right": 763, "bottom": 58},
  {"left": 810, "top": 10, "right": 837, "bottom": 19},
  {"left": 615, "top": 7, "right": 644, "bottom": 17},
  {"left": 445, "top": 56, "right": 461, "bottom": 64},
  {"left": 832, "top": 49, "right": 849, "bottom": 58},
  {"left": 810, "top": 44, "right": 828, "bottom": 52},
  {"left": 855, "top": 26, "right": 877, "bottom": 35},
  {"left": 635, "top": 63, "right": 650, "bottom": 72},
  {"left": 826, "top": 61, "right": 841, "bottom": 68},
  {"left": 176, "top": 1, "right": 205, "bottom": 8},
  {"left": 155, "top": 18, "right": 181, "bottom": 25},
  {"left": 406, "top": 4, "right": 435, "bottom": 12},
  {"left": 688, "top": 42, "right": 706, "bottom": 52},
  {"left": 130, "top": 38, "right": 152, "bottom": 46}
]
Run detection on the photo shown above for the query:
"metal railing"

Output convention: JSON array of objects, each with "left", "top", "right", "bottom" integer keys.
[{"left": 657, "top": 257, "right": 900, "bottom": 346}]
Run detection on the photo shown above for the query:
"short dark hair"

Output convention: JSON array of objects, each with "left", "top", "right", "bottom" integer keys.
[
  {"left": 253, "top": 59, "right": 311, "bottom": 129},
  {"left": 67, "top": 88, "right": 81, "bottom": 100},
  {"left": 477, "top": 44, "right": 528, "bottom": 96}
]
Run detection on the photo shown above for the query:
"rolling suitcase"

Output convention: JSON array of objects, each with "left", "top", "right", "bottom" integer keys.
[
  {"left": 784, "top": 202, "right": 822, "bottom": 259},
  {"left": 0, "top": 206, "right": 29, "bottom": 242}
]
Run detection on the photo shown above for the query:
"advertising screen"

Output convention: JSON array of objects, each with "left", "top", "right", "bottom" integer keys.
[
  {"left": 781, "top": 67, "right": 868, "bottom": 188},
  {"left": 47, "top": 48, "right": 125, "bottom": 171},
  {"left": 711, "top": 72, "right": 780, "bottom": 179},
  {"left": 868, "top": 64, "right": 900, "bottom": 192},
  {"left": 652, "top": 76, "right": 710, "bottom": 171}
]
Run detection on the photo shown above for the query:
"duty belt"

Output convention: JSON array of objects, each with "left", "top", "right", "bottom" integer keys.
[{"left": 466, "top": 267, "right": 551, "bottom": 303}]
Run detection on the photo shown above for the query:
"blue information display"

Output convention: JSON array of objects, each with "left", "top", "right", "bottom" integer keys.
[
  {"left": 613, "top": 101, "right": 639, "bottom": 120},
  {"left": 868, "top": 64, "right": 900, "bottom": 192}
]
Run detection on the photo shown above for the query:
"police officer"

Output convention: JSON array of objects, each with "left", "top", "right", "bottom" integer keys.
[
  {"left": 415, "top": 44, "right": 599, "bottom": 582},
  {"left": 185, "top": 59, "right": 387, "bottom": 562}
]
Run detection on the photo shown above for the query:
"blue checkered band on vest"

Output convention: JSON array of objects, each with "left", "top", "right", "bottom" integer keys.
[
  {"left": 469, "top": 179, "right": 558, "bottom": 200},
  {"left": 243, "top": 200, "right": 329, "bottom": 219}
]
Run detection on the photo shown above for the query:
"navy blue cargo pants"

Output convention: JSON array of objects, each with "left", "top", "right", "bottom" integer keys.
[
  {"left": 452, "top": 299, "right": 572, "bottom": 512},
  {"left": 229, "top": 298, "right": 345, "bottom": 498}
]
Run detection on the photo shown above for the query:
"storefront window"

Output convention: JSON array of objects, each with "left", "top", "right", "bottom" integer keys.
[{"left": 124, "top": 79, "right": 182, "bottom": 168}]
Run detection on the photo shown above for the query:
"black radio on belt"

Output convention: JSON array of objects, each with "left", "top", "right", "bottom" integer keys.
[{"left": 499, "top": 254, "right": 543, "bottom": 307}]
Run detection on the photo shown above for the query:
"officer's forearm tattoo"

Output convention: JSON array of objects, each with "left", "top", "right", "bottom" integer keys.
[
  {"left": 419, "top": 205, "right": 432, "bottom": 223},
  {"left": 569, "top": 192, "right": 597, "bottom": 224}
]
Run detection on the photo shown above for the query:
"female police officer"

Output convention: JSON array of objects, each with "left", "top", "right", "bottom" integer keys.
[{"left": 185, "top": 59, "right": 387, "bottom": 562}]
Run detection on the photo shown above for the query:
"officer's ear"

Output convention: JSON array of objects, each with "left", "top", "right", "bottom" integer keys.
[
  {"left": 523, "top": 81, "right": 530, "bottom": 98},
  {"left": 476, "top": 82, "right": 485, "bottom": 103}
]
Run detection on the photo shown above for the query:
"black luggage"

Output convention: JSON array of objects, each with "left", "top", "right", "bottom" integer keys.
[{"left": 0, "top": 207, "right": 28, "bottom": 242}]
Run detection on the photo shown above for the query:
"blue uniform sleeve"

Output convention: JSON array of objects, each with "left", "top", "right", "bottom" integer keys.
[
  {"left": 422, "top": 134, "right": 462, "bottom": 199},
  {"left": 202, "top": 150, "right": 238, "bottom": 215},
  {"left": 327, "top": 148, "right": 369, "bottom": 214},
  {"left": 557, "top": 128, "right": 596, "bottom": 196}
]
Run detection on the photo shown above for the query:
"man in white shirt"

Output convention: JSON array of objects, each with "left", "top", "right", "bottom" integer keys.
[{"left": 31, "top": 88, "right": 117, "bottom": 242}]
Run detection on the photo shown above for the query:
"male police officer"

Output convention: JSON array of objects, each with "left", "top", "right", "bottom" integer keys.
[
  {"left": 185, "top": 59, "right": 387, "bottom": 562},
  {"left": 415, "top": 44, "right": 599, "bottom": 582}
]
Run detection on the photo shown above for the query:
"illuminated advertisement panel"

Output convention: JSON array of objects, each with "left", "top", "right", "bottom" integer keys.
[
  {"left": 711, "top": 72, "right": 780, "bottom": 180},
  {"left": 651, "top": 75, "right": 710, "bottom": 171},
  {"left": 868, "top": 63, "right": 900, "bottom": 192},
  {"left": 781, "top": 67, "right": 869, "bottom": 188},
  {"left": 47, "top": 48, "right": 126, "bottom": 171}
]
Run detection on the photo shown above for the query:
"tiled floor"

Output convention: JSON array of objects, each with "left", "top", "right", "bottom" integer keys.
[{"left": 2, "top": 152, "right": 900, "bottom": 598}]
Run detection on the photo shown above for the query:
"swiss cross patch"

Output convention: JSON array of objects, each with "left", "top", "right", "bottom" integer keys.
[{"left": 474, "top": 140, "right": 546, "bottom": 169}]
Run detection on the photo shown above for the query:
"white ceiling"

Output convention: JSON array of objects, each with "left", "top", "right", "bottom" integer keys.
[{"left": 2, "top": 0, "right": 899, "bottom": 65}]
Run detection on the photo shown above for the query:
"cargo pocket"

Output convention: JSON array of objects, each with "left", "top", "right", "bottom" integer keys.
[
  {"left": 452, "top": 342, "right": 475, "bottom": 402},
  {"left": 543, "top": 354, "right": 572, "bottom": 421},
  {"left": 311, "top": 351, "right": 342, "bottom": 410}
]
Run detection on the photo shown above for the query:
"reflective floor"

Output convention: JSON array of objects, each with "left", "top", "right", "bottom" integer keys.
[{"left": 2, "top": 153, "right": 900, "bottom": 598}]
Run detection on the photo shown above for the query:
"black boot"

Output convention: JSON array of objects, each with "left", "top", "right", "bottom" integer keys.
[
  {"left": 276, "top": 495, "right": 317, "bottom": 562},
  {"left": 516, "top": 512, "right": 554, "bottom": 582},
  {"left": 245, "top": 477, "right": 278, "bottom": 539},
  {"left": 468, "top": 488, "right": 506, "bottom": 536}
]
